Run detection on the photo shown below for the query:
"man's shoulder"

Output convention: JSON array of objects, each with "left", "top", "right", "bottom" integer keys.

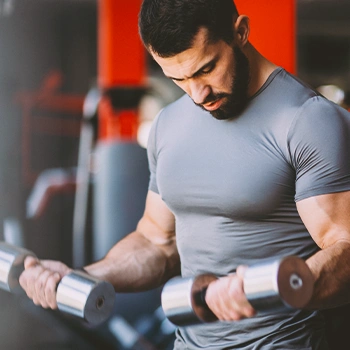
[
  {"left": 271, "top": 68, "right": 320, "bottom": 105},
  {"left": 296, "top": 94, "right": 350, "bottom": 124},
  {"left": 260, "top": 68, "right": 348, "bottom": 120}
]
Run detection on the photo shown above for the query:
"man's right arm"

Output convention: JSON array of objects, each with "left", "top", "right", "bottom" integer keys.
[
  {"left": 85, "top": 190, "right": 180, "bottom": 292},
  {"left": 19, "top": 190, "right": 180, "bottom": 309}
]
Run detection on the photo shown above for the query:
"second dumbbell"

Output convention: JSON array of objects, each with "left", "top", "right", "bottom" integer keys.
[{"left": 161, "top": 256, "right": 314, "bottom": 326}]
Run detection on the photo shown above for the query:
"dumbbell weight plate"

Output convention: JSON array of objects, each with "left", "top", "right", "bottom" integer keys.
[
  {"left": 243, "top": 256, "right": 314, "bottom": 312},
  {"left": 0, "top": 242, "right": 36, "bottom": 293},
  {"left": 56, "top": 270, "right": 116, "bottom": 325},
  {"left": 161, "top": 273, "right": 218, "bottom": 326}
]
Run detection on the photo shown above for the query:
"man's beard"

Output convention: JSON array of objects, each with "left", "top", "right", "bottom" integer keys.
[{"left": 196, "top": 45, "right": 250, "bottom": 120}]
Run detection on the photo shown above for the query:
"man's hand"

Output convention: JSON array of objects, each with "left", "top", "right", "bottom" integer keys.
[
  {"left": 19, "top": 256, "right": 72, "bottom": 309},
  {"left": 205, "top": 266, "right": 256, "bottom": 321}
]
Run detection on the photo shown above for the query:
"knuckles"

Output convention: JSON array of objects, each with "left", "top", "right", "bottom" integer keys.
[
  {"left": 205, "top": 274, "right": 255, "bottom": 321},
  {"left": 19, "top": 264, "right": 60, "bottom": 310}
]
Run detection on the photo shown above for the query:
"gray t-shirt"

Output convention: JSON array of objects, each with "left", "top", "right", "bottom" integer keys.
[{"left": 147, "top": 68, "right": 350, "bottom": 349}]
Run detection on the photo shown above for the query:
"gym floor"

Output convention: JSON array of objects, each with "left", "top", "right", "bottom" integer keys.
[
  {"left": 0, "top": 290, "right": 110, "bottom": 349},
  {"left": 0, "top": 287, "right": 174, "bottom": 350}
]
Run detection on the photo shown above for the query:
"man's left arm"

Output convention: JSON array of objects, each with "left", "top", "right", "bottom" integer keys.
[{"left": 297, "top": 190, "right": 350, "bottom": 309}]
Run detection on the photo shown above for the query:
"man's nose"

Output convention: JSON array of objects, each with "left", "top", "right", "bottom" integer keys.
[{"left": 188, "top": 80, "right": 211, "bottom": 105}]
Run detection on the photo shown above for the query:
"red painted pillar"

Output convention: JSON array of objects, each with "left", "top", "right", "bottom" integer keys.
[
  {"left": 235, "top": 0, "right": 296, "bottom": 74},
  {"left": 97, "top": 0, "right": 145, "bottom": 141}
]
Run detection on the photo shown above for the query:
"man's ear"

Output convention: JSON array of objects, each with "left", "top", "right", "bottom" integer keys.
[{"left": 234, "top": 15, "right": 250, "bottom": 47}]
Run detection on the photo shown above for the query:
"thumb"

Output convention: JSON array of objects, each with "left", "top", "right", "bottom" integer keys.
[
  {"left": 24, "top": 255, "right": 40, "bottom": 269},
  {"left": 236, "top": 265, "right": 248, "bottom": 280}
]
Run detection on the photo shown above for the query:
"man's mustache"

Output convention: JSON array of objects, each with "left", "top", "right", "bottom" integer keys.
[{"left": 195, "top": 92, "right": 230, "bottom": 107}]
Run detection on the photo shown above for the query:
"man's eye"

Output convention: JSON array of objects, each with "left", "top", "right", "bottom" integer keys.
[{"left": 202, "top": 66, "right": 214, "bottom": 75}]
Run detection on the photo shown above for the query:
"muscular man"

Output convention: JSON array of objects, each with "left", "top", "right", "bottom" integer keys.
[{"left": 20, "top": 1, "right": 350, "bottom": 349}]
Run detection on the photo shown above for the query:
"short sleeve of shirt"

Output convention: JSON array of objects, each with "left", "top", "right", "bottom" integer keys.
[
  {"left": 288, "top": 96, "right": 350, "bottom": 201},
  {"left": 146, "top": 110, "right": 163, "bottom": 194}
]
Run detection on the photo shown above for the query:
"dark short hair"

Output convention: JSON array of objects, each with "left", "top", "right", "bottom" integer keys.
[{"left": 139, "top": 0, "right": 238, "bottom": 57}]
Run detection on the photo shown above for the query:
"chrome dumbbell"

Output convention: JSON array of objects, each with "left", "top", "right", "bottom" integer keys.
[
  {"left": 0, "top": 241, "right": 115, "bottom": 326},
  {"left": 161, "top": 256, "right": 314, "bottom": 326}
]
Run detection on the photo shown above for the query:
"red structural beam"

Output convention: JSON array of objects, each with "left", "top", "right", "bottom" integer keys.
[
  {"left": 98, "top": 0, "right": 145, "bottom": 141},
  {"left": 235, "top": 0, "right": 296, "bottom": 74},
  {"left": 98, "top": 0, "right": 145, "bottom": 88}
]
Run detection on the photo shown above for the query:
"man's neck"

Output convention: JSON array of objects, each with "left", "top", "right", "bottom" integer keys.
[{"left": 244, "top": 43, "right": 279, "bottom": 97}]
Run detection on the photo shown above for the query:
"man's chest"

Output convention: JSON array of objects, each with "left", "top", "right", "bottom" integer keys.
[{"left": 155, "top": 124, "right": 295, "bottom": 219}]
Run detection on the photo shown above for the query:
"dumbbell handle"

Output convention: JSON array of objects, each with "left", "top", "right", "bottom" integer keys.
[
  {"left": 0, "top": 242, "right": 115, "bottom": 325},
  {"left": 161, "top": 256, "right": 314, "bottom": 326}
]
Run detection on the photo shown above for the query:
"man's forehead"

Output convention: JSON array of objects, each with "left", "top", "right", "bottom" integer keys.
[{"left": 150, "top": 29, "right": 221, "bottom": 79}]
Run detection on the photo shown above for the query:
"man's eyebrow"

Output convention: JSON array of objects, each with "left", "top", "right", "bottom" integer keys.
[{"left": 165, "top": 57, "right": 217, "bottom": 81}]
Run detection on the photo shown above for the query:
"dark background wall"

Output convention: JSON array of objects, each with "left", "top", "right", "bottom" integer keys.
[{"left": 297, "top": 0, "right": 350, "bottom": 91}]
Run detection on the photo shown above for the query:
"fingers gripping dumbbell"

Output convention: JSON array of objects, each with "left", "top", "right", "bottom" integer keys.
[
  {"left": 161, "top": 256, "right": 314, "bottom": 326},
  {"left": 0, "top": 242, "right": 115, "bottom": 325}
]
